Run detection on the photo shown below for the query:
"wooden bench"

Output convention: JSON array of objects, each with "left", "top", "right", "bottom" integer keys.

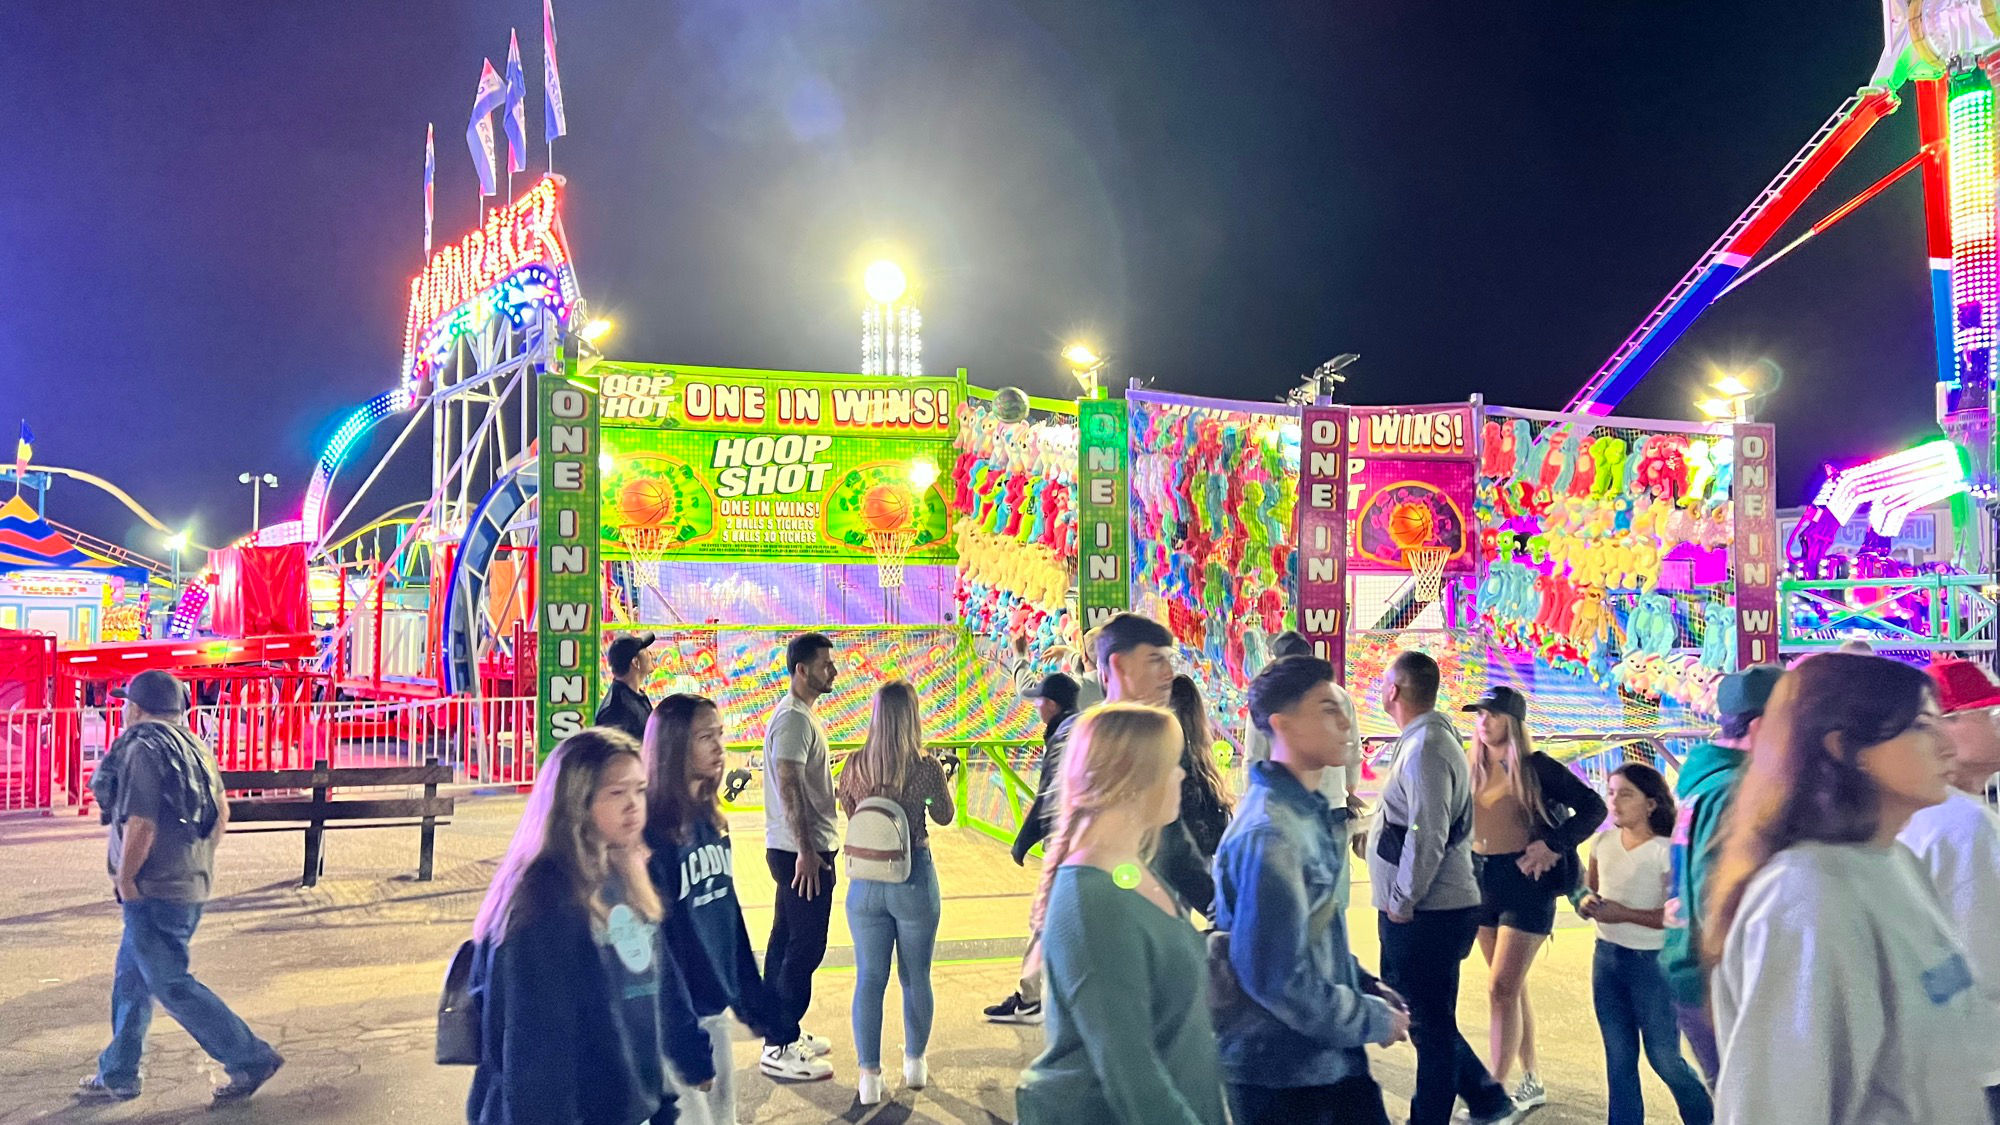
[{"left": 220, "top": 757, "right": 454, "bottom": 887}]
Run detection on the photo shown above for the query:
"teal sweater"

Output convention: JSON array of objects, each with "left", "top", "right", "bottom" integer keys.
[
  {"left": 1015, "top": 866, "right": 1227, "bottom": 1125},
  {"left": 1663, "top": 740, "right": 1748, "bottom": 1004}
]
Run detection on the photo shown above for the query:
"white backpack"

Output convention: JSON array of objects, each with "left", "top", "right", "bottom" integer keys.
[{"left": 844, "top": 795, "right": 913, "bottom": 883}]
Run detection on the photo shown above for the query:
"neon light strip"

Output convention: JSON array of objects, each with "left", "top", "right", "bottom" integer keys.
[
  {"left": 1822, "top": 441, "right": 1969, "bottom": 536},
  {"left": 1949, "top": 81, "right": 1996, "bottom": 406}
]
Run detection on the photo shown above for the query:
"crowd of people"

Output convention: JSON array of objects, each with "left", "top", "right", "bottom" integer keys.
[{"left": 72, "top": 622, "right": 2000, "bottom": 1125}]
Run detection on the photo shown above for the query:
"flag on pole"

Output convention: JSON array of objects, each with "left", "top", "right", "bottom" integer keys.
[
  {"left": 543, "top": 0, "right": 567, "bottom": 144},
  {"left": 14, "top": 422, "right": 31, "bottom": 474},
  {"left": 504, "top": 31, "right": 529, "bottom": 174},
  {"left": 424, "top": 124, "right": 436, "bottom": 255},
  {"left": 467, "top": 59, "right": 505, "bottom": 197}
]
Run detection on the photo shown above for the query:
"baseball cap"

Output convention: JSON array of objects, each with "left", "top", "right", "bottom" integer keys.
[
  {"left": 1716, "top": 665, "right": 1782, "bottom": 719},
  {"left": 1022, "top": 672, "right": 1080, "bottom": 712},
  {"left": 1462, "top": 685, "right": 1528, "bottom": 723},
  {"left": 1928, "top": 658, "right": 2000, "bottom": 714},
  {"left": 112, "top": 669, "right": 189, "bottom": 715},
  {"left": 606, "top": 632, "right": 657, "bottom": 677}
]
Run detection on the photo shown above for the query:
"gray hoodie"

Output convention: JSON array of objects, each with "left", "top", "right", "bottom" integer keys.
[{"left": 1365, "top": 710, "right": 1480, "bottom": 916}]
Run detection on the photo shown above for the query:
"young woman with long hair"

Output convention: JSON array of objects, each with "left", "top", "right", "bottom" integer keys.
[
  {"left": 1014, "top": 703, "right": 1227, "bottom": 1125},
  {"left": 1168, "top": 674, "right": 1236, "bottom": 859},
  {"left": 1464, "top": 686, "right": 1606, "bottom": 1109},
  {"left": 1579, "top": 763, "right": 1711, "bottom": 1125},
  {"left": 1706, "top": 654, "right": 1983, "bottom": 1124},
  {"left": 467, "top": 728, "right": 712, "bottom": 1124},
  {"left": 834, "top": 680, "right": 954, "bottom": 1106},
  {"left": 644, "top": 696, "right": 813, "bottom": 1125}
]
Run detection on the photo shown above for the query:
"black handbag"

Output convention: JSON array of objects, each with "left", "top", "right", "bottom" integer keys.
[{"left": 436, "top": 939, "right": 481, "bottom": 1065}]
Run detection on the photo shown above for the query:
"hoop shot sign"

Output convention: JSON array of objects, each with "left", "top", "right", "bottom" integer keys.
[
  {"left": 1345, "top": 404, "right": 1480, "bottom": 587},
  {"left": 1295, "top": 405, "right": 1351, "bottom": 676}
]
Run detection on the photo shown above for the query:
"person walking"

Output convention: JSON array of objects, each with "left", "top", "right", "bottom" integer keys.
[
  {"left": 1578, "top": 763, "right": 1712, "bottom": 1125},
  {"left": 1244, "top": 631, "right": 1365, "bottom": 811},
  {"left": 984, "top": 671, "right": 1080, "bottom": 1026},
  {"left": 1464, "top": 684, "right": 1606, "bottom": 1109},
  {"left": 1168, "top": 674, "right": 1236, "bottom": 861},
  {"left": 645, "top": 695, "right": 823, "bottom": 1125},
  {"left": 78, "top": 669, "right": 284, "bottom": 1106},
  {"left": 596, "top": 632, "right": 659, "bottom": 742},
  {"left": 1661, "top": 664, "right": 1779, "bottom": 1083},
  {"left": 835, "top": 680, "right": 955, "bottom": 1105},
  {"left": 466, "top": 728, "right": 713, "bottom": 1124},
  {"left": 1014, "top": 704, "right": 1227, "bottom": 1125},
  {"left": 1707, "top": 653, "right": 1984, "bottom": 1124},
  {"left": 1367, "top": 651, "right": 1522, "bottom": 1125},
  {"left": 1212, "top": 656, "right": 1409, "bottom": 1124},
  {"left": 1897, "top": 658, "right": 2000, "bottom": 1120},
  {"left": 759, "top": 632, "right": 841, "bottom": 1079}
]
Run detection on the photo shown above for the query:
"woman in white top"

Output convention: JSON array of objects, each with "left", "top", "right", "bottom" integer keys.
[
  {"left": 1705, "top": 653, "right": 1984, "bottom": 1125},
  {"left": 1578, "top": 762, "right": 1712, "bottom": 1125}
]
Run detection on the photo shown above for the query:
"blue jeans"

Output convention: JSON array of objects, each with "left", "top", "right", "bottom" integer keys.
[
  {"left": 1592, "top": 940, "right": 1713, "bottom": 1125},
  {"left": 845, "top": 848, "right": 941, "bottom": 1070},
  {"left": 98, "top": 899, "right": 278, "bottom": 1088}
]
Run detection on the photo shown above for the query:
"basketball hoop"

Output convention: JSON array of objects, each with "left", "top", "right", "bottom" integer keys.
[
  {"left": 868, "top": 527, "right": 915, "bottom": 589},
  {"left": 618, "top": 525, "right": 669, "bottom": 590},
  {"left": 1405, "top": 544, "right": 1450, "bottom": 602}
]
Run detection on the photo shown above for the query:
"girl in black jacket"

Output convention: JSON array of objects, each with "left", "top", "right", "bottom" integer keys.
[
  {"left": 467, "top": 728, "right": 713, "bottom": 1124},
  {"left": 1463, "top": 686, "right": 1607, "bottom": 1112}
]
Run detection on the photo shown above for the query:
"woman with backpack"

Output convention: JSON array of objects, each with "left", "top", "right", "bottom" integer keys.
[
  {"left": 835, "top": 679, "right": 955, "bottom": 1106},
  {"left": 466, "top": 727, "right": 713, "bottom": 1124},
  {"left": 644, "top": 695, "right": 817, "bottom": 1125},
  {"left": 1168, "top": 674, "right": 1236, "bottom": 860},
  {"left": 1463, "top": 685, "right": 1606, "bottom": 1110}
]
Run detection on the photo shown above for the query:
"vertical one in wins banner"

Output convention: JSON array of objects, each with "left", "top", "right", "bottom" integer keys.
[
  {"left": 1295, "top": 406, "right": 1350, "bottom": 678},
  {"left": 1077, "top": 399, "right": 1130, "bottom": 629},
  {"left": 537, "top": 353, "right": 600, "bottom": 759},
  {"left": 1731, "top": 423, "right": 1778, "bottom": 668}
]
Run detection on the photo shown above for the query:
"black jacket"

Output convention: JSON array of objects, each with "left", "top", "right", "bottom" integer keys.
[
  {"left": 1524, "top": 751, "right": 1608, "bottom": 893},
  {"left": 595, "top": 681, "right": 653, "bottom": 744},
  {"left": 1011, "top": 710, "right": 1076, "bottom": 863}
]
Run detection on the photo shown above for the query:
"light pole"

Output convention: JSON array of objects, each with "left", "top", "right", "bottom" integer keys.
[
  {"left": 163, "top": 531, "right": 188, "bottom": 586},
  {"left": 238, "top": 472, "right": 278, "bottom": 533},
  {"left": 1062, "top": 343, "right": 1108, "bottom": 399},
  {"left": 1695, "top": 359, "right": 1783, "bottom": 424},
  {"left": 861, "top": 260, "right": 922, "bottom": 377}
]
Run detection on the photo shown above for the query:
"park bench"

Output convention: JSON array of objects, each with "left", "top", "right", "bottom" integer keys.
[{"left": 220, "top": 757, "right": 453, "bottom": 887}]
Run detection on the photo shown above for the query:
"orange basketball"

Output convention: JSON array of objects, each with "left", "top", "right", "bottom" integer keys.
[
  {"left": 1387, "top": 501, "right": 1435, "bottom": 550},
  {"left": 619, "top": 476, "right": 677, "bottom": 527},
  {"left": 860, "top": 484, "right": 915, "bottom": 533}
]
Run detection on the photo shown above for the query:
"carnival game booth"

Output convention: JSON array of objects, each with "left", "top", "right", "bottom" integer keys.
[
  {"left": 1113, "top": 390, "right": 1766, "bottom": 785},
  {"left": 542, "top": 363, "right": 1043, "bottom": 839},
  {"left": 0, "top": 497, "right": 150, "bottom": 645}
]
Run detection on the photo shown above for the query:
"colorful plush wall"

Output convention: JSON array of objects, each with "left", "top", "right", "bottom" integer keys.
[{"left": 951, "top": 401, "right": 1080, "bottom": 671}]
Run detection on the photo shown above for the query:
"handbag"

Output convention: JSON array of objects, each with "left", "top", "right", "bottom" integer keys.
[{"left": 435, "top": 939, "right": 481, "bottom": 1065}]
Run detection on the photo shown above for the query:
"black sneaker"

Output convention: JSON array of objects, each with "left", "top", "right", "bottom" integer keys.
[
  {"left": 211, "top": 1053, "right": 284, "bottom": 1104},
  {"left": 983, "top": 991, "right": 1044, "bottom": 1025}
]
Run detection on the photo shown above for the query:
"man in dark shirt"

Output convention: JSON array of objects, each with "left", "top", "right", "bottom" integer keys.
[
  {"left": 79, "top": 669, "right": 283, "bottom": 1105},
  {"left": 595, "top": 632, "right": 658, "bottom": 742}
]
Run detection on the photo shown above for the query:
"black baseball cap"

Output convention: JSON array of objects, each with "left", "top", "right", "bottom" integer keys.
[
  {"left": 1462, "top": 685, "right": 1528, "bottom": 723},
  {"left": 1022, "top": 672, "right": 1080, "bottom": 712},
  {"left": 606, "top": 632, "right": 657, "bottom": 677},
  {"left": 112, "top": 669, "right": 189, "bottom": 715}
]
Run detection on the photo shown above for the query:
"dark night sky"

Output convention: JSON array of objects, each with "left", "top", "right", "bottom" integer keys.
[{"left": 0, "top": 2, "right": 1941, "bottom": 555}]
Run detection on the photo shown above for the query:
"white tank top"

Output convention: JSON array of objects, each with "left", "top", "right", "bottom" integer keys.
[{"left": 1594, "top": 832, "right": 1670, "bottom": 950}]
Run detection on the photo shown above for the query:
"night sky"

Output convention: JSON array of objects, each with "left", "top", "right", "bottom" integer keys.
[{"left": 0, "top": 2, "right": 1940, "bottom": 555}]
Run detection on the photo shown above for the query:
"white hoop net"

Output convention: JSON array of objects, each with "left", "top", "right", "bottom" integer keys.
[
  {"left": 618, "top": 525, "right": 669, "bottom": 590},
  {"left": 868, "top": 528, "right": 916, "bottom": 589},
  {"left": 1406, "top": 544, "right": 1450, "bottom": 603}
]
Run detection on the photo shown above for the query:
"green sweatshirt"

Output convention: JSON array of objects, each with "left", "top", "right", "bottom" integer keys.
[{"left": 1663, "top": 740, "right": 1748, "bottom": 1005}]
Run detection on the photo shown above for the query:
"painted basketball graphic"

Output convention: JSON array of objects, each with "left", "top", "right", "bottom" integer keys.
[
  {"left": 1387, "top": 501, "right": 1436, "bottom": 550},
  {"left": 860, "top": 483, "right": 915, "bottom": 533},
  {"left": 618, "top": 476, "right": 678, "bottom": 527},
  {"left": 1355, "top": 481, "right": 1469, "bottom": 568}
]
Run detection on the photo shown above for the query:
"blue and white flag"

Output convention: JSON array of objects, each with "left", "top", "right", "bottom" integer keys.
[
  {"left": 504, "top": 30, "right": 528, "bottom": 174},
  {"left": 424, "top": 123, "right": 435, "bottom": 254},
  {"left": 467, "top": 59, "right": 505, "bottom": 197},
  {"left": 543, "top": 0, "right": 567, "bottom": 144}
]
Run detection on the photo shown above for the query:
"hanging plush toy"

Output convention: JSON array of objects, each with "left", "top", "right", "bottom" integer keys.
[{"left": 1699, "top": 600, "right": 1736, "bottom": 671}]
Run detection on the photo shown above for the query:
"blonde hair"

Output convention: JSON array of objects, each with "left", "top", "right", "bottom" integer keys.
[
  {"left": 841, "top": 680, "right": 924, "bottom": 802},
  {"left": 1470, "top": 711, "right": 1552, "bottom": 828},
  {"left": 1028, "top": 703, "right": 1181, "bottom": 930},
  {"left": 473, "top": 728, "right": 662, "bottom": 942}
]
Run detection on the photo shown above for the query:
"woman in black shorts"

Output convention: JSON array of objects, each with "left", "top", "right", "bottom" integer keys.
[{"left": 1463, "top": 686, "right": 1606, "bottom": 1111}]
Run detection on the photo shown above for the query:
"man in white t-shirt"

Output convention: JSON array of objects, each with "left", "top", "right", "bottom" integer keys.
[{"left": 1900, "top": 658, "right": 2000, "bottom": 1121}]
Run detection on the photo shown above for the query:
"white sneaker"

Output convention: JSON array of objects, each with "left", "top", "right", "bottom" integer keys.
[
  {"left": 798, "top": 1029, "right": 833, "bottom": 1057},
  {"left": 857, "top": 1070, "right": 884, "bottom": 1105},
  {"left": 1469, "top": 1101, "right": 1528, "bottom": 1125},
  {"left": 759, "top": 1041, "right": 833, "bottom": 1081},
  {"left": 1511, "top": 1070, "right": 1547, "bottom": 1108},
  {"left": 903, "top": 1055, "right": 928, "bottom": 1089}
]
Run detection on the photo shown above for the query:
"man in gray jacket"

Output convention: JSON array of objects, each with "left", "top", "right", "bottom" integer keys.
[{"left": 1367, "top": 652, "right": 1520, "bottom": 1125}]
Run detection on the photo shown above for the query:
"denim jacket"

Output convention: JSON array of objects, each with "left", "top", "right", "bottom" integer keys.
[{"left": 1211, "top": 761, "right": 1394, "bottom": 1087}]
